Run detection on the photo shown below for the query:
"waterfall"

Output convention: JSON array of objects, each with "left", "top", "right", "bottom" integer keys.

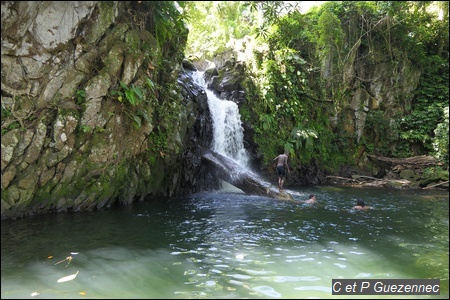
[{"left": 192, "top": 71, "right": 251, "bottom": 169}]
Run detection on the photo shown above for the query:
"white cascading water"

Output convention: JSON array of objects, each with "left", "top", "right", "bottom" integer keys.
[{"left": 192, "top": 71, "right": 251, "bottom": 169}]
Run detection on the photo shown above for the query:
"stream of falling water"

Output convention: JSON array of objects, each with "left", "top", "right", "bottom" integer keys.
[{"left": 192, "top": 71, "right": 251, "bottom": 169}]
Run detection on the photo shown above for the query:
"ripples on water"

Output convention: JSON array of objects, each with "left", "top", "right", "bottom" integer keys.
[{"left": 1, "top": 186, "right": 448, "bottom": 299}]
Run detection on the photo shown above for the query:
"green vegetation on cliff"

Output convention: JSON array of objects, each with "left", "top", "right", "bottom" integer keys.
[{"left": 184, "top": 1, "right": 449, "bottom": 173}]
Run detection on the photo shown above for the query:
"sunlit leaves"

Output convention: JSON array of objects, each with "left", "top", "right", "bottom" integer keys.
[
  {"left": 317, "top": 10, "right": 344, "bottom": 53},
  {"left": 151, "top": 1, "right": 187, "bottom": 48},
  {"left": 117, "top": 81, "right": 144, "bottom": 106},
  {"left": 290, "top": 125, "right": 318, "bottom": 150},
  {"left": 183, "top": 1, "right": 256, "bottom": 59}
]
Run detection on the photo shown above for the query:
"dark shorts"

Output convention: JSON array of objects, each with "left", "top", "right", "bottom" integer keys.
[{"left": 277, "top": 165, "right": 286, "bottom": 177}]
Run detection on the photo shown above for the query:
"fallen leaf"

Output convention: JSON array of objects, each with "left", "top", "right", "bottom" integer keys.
[{"left": 57, "top": 271, "right": 79, "bottom": 283}]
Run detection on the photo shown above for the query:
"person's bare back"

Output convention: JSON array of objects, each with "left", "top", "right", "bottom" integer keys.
[
  {"left": 276, "top": 154, "right": 288, "bottom": 166},
  {"left": 273, "top": 152, "right": 290, "bottom": 191}
]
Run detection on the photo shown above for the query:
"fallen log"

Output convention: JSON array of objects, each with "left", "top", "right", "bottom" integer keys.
[
  {"left": 422, "top": 180, "right": 449, "bottom": 190},
  {"left": 368, "top": 154, "right": 441, "bottom": 168},
  {"left": 351, "top": 175, "right": 379, "bottom": 180},
  {"left": 203, "top": 150, "right": 293, "bottom": 200},
  {"left": 326, "top": 175, "right": 411, "bottom": 188},
  {"left": 326, "top": 176, "right": 360, "bottom": 183}
]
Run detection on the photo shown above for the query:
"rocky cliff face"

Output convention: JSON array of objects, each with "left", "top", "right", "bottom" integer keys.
[{"left": 1, "top": 1, "right": 216, "bottom": 220}]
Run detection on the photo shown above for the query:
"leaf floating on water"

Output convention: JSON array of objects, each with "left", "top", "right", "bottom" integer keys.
[
  {"left": 79, "top": 291, "right": 87, "bottom": 296},
  {"left": 57, "top": 271, "right": 79, "bottom": 283},
  {"left": 48, "top": 255, "right": 53, "bottom": 259},
  {"left": 55, "top": 255, "right": 73, "bottom": 266}
]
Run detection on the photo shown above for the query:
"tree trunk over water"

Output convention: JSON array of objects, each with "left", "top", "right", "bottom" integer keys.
[{"left": 202, "top": 150, "right": 294, "bottom": 200}]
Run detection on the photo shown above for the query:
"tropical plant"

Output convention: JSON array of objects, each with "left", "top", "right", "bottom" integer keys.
[
  {"left": 432, "top": 106, "right": 449, "bottom": 166},
  {"left": 283, "top": 124, "right": 318, "bottom": 159}
]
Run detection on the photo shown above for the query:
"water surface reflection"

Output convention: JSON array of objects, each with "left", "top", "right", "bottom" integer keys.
[{"left": 1, "top": 186, "right": 448, "bottom": 299}]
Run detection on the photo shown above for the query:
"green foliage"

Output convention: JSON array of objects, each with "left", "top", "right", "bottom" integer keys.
[
  {"left": 398, "top": 107, "right": 437, "bottom": 150},
  {"left": 145, "top": 77, "right": 156, "bottom": 93},
  {"left": 147, "top": 123, "right": 172, "bottom": 162},
  {"left": 184, "top": 0, "right": 449, "bottom": 174},
  {"left": 1, "top": 98, "right": 25, "bottom": 134},
  {"left": 1, "top": 104, "right": 11, "bottom": 119},
  {"left": 150, "top": 1, "right": 188, "bottom": 57},
  {"left": 287, "top": 125, "right": 318, "bottom": 152},
  {"left": 109, "top": 81, "right": 150, "bottom": 129},
  {"left": 242, "top": 9, "right": 335, "bottom": 168},
  {"left": 364, "top": 110, "right": 400, "bottom": 156},
  {"left": 76, "top": 89, "right": 86, "bottom": 104},
  {"left": 111, "top": 79, "right": 149, "bottom": 129},
  {"left": 432, "top": 106, "right": 449, "bottom": 166},
  {"left": 1, "top": 105, "right": 15, "bottom": 135},
  {"left": 79, "top": 124, "right": 93, "bottom": 134},
  {"left": 397, "top": 55, "right": 448, "bottom": 155},
  {"left": 182, "top": 1, "right": 298, "bottom": 58},
  {"left": 111, "top": 81, "right": 144, "bottom": 106},
  {"left": 423, "top": 165, "right": 449, "bottom": 181},
  {"left": 316, "top": 10, "right": 344, "bottom": 56},
  {"left": 258, "top": 113, "right": 275, "bottom": 131},
  {"left": 243, "top": 1, "right": 298, "bottom": 39},
  {"left": 184, "top": 1, "right": 256, "bottom": 59},
  {"left": 1, "top": 121, "right": 20, "bottom": 135}
]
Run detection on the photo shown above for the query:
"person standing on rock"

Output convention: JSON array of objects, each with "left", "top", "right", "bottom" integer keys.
[{"left": 273, "top": 151, "right": 290, "bottom": 191}]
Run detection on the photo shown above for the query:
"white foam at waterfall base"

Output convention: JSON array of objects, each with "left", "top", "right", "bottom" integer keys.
[{"left": 220, "top": 180, "right": 245, "bottom": 193}]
